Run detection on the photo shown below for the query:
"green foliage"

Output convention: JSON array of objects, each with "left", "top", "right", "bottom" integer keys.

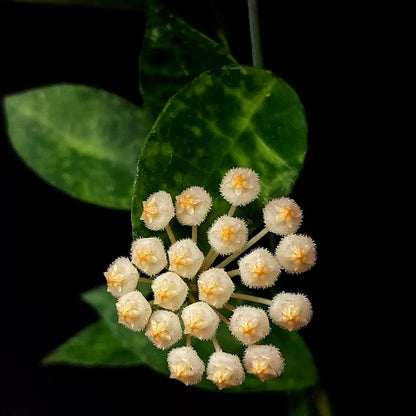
[
  {"left": 82, "top": 285, "right": 318, "bottom": 392},
  {"left": 139, "top": 3, "right": 236, "bottom": 119},
  {"left": 4, "top": 85, "right": 151, "bottom": 209},
  {"left": 43, "top": 320, "right": 139, "bottom": 366},
  {"left": 132, "top": 65, "right": 307, "bottom": 251}
]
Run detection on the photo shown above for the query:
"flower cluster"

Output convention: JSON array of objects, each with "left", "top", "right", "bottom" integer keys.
[{"left": 104, "top": 168, "right": 316, "bottom": 389}]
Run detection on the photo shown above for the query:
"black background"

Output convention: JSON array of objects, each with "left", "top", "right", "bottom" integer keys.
[{"left": 0, "top": 1, "right": 411, "bottom": 415}]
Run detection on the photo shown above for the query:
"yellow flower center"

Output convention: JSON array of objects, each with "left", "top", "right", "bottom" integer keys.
[
  {"left": 221, "top": 225, "right": 235, "bottom": 243},
  {"left": 172, "top": 362, "right": 193, "bottom": 382},
  {"left": 291, "top": 248, "right": 308, "bottom": 264},
  {"left": 211, "top": 367, "right": 232, "bottom": 389},
  {"left": 252, "top": 359, "right": 274, "bottom": 381},
  {"left": 106, "top": 270, "right": 125, "bottom": 291},
  {"left": 118, "top": 303, "right": 140, "bottom": 328},
  {"left": 282, "top": 306, "right": 300, "bottom": 324},
  {"left": 141, "top": 198, "right": 159, "bottom": 223},
  {"left": 154, "top": 282, "right": 176, "bottom": 305},
  {"left": 240, "top": 319, "right": 257, "bottom": 335},
  {"left": 171, "top": 251, "right": 192, "bottom": 270},
  {"left": 136, "top": 248, "right": 156, "bottom": 265},
  {"left": 250, "top": 263, "right": 267, "bottom": 280},
  {"left": 150, "top": 321, "right": 170, "bottom": 342},
  {"left": 200, "top": 280, "right": 223, "bottom": 298},
  {"left": 275, "top": 205, "right": 294, "bottom": 223},
  {"left": 178, "top": 194, "right": 200, "bottom": 215},
  {"left": 230, "top": 174, "right": 252, "bottom": 194},
  {"left": 184, "top": 313, "right": 205, "bottom": 333}
]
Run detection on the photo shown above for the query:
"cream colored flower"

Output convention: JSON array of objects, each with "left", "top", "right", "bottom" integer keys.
[
  {"left": 275, "top": 234, "right": 316, "bottom": 274},
  {"left": 104, "top": 257, "right": 139, "bottom": 298},
  {"left": 243, "top": 345, "right": 284, "bottom": 381},
  {"left": 208, "top": 215, "right": 248, "bottom": 255},
  {"left": 238, "top": 248, "right": 281, "bottom": 288},
  {"left": 229, "top": 306, "right": 270, "bottom": 345},
  {"left": 140, "top": 191, "right": 175, "bottom": 231},
  {"left": 130, "top": 237, "right": 167, "bottom": 276},
  {"left": 175, "top": 186, "right": 212, "bottom": 226},
  {"left": 145, "top": 310, "right": 182, "bottom": 349},
  {"left": 181, "top": 302, "right": 219, "bottom": 340},
  {"left": 168, "top": 239, "right": 204, "bottom": 278},
  {"left": 168, "top": 347, "right": 205, "bottom": 386},
  {"left": 206, "top": 352, "right": 245, "bottom": 389},
  {"left": 198, "top": 268, "right": 235, "bottom": 308},
  {"left": 269, "top": 292, "right": 312, "bottom": 331},
  {"left": 220, "top": 168, "right": 260, "bottom": 206},
  {"left": 263, "top": 198, "right": 303, "bottom": 235},
  {"left": 151, "top": 272, "right": 188, "bottom": 311},
  {"left": 116, "top": 291, "right": 151, "bottom": 331}
]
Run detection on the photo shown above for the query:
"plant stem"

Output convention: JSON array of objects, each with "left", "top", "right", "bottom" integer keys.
[
  {"left": 223, "top": 303, "right": 235, "bottom": 312},
  {"left": 228, "top": 205, "right": 237, "bottom": 216},
  {"left": 227, "top": 269, "right": 240, "bottom": 277},
  {"left": 192, "top": 225, "right": 198, "bottom": 242},
  {"left": 216, "top": 311, "right": 230, "bottom": 325},
  {"left": 186, "top": 334, "right": 192, "bottom": 347},
  {"left": 138, "top": 277, "right": 153, "bottom": 284},
  {"left": 231, "top": 292, "right": 272, "bottom": 306},
  {"left": 212, "top": 336, "right": 222, "bottom": 352},
  {"left": 165, "top": 223, "right": 176, "bottom": 244},
  {"left": 247, "top": 0, "right": 263, "bottom": 68},
  {"left": 217, "top": 227, "right": 269, "bottom": 268}
]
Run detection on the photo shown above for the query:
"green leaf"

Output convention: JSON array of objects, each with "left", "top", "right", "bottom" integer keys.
[
  {"left": 10, "top": 0, "right": 144, "bottom": 10},
  {"left": 4, "top": 84, "right": 151, "bottom": 210},
  {"left": 83, "top": 286, "right": 318, "bottom": 392},
  {"left": 132, "top": 65, "right": 308, "bottom": 251},
  {"left": 139, "top": 4, "right": 236, "bottom": 119},
  {"left": 43, "top": 320, "right": 139, "bottom": 366},
  {"left": 288, "top": 388, "right": 333, "bottom": 416}
]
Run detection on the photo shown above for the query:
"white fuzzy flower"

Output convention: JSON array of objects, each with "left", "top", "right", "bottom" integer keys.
[
  {"left": 206, "top": 352, "right": 245, "bottom": 390},
  {"left": 140, "top": 191, "right": 175, "bottom": 231},
  {"left": 208, "top": 215, "right": 248, "bottom": 255},
  {"left": 198, "top": 268, "right": 235, "bottom": 308},
  {"left": 181, "top": 302, "right": 219, "bottom": 340},
  {"left": 220, "top": 168, "right": 260, "bottom": 206},
  {"left": 104, "top": 257, "right": 139, "bottom": 298},
  {"left": 168, "top": 239, "right": 204, "bottom": 278},
  {"left": 168, "top": 347, "right": 205, "bottom": 386},
  {"left": 275, "top": 234, "right": 316, "bottom": 274},
  {"left": 145, "top": 310, "right": 182, "bottom": 349},
  {"left": 269, "top": 292, "right": 312, "bottom": 331},
  {"left": 116, "top": 291, "right": 151, "bottom": 331},
  {"left": 229, "top": 306, "right": 270, "bottom": 345},
  {"left": 243, "top": 345, "right": 285, "bottom": 381},
  {"left": 151, "top": 272, "right": 188, "bottom": 311},
  {"left": 130, "top": 237, "right": 167, "bottom": 276},
  {"left": 238, "top": 248, "right": 281, "bottom": 288},
  {"left": 175, "top": 186, "right": 212, "bottom": 226},
  {"left": 263, "top": 198, "right": 303, "bottom": 235}
]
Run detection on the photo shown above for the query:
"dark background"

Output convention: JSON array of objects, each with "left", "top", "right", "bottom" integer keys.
[{"left": 0, "top": 1, "right": 411, "bottom": 415}]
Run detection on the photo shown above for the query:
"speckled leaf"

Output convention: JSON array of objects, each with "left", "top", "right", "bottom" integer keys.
[
  {"left": 83, "top": 286, "right": 318, "bottom": 392},
  {"left": 4, "top": 85, "right": 151, "bottom": 210},
  {"left": 132, "top": 65, "right": 308, "bottom": 251},
  {"left": 11, "top": 0, "right": 144, "bottom": 10},
  {"left": 139, "top": 4, "right": 236, "bottom": 119},
  {"left": 43, "top": 320, "right": 139, "bottom": 366}
]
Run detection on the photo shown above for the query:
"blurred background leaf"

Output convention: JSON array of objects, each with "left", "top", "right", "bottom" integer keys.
[{"left": 4, "top": 84, "right": 151, "bottom": 210}]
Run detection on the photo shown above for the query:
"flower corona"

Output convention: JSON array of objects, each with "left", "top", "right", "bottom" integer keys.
[{"left": 104, "top": 167, "right": 316, "bottom": 389}]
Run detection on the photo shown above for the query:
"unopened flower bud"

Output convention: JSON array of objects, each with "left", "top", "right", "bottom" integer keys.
[
  {"left": 243, "top": 345, "right": 284, "bottom": 381},
  {"left": 208, "top": 215, "right": 248, "bottom": 255},
  {"left": 104, "top": 257, "right": 139, "bottom": 298},
  {"left": 198, "top": 268, "right": 235, "bottom": 308},
  {"left": 275, "top": 234, "right": 316, "bottom": 274},
  {"left": 263, "top": 198, "right": 302, "bottom": 235},
  {"left": 229, "top": 306, "right": 270, "bottom": 345},
  {"left": 131, "top": 237, "right": 167, "bottom": 276},
  {"left": 145, "top": 310, "right": 182, "bottom": 349},
  {"left": 238, "top": 248, "right": 281, "bottom": 288},
  {"left": 168, "top": 239, "right": 204, "bottom": 278},
  {"left": 152, "top": 272, "right": 188, "bottom": 311},
  {"left": 207, "top": 352, "right": 245, "bottom": 389},
  {"left": 116, "top": 291, "right": 151, "bottom": 331},
  {"left": 175, "top": 186, "right": 212, "bottom": 226},
  {"left": 269, "top": 292, "right": 312, "bottom": 331},
  {"left": 168, "top": 347, "right": 205, "bottom": 386},
  {"left": 182, "top": 302, "right": 219, "bottom": 340},
  {"left": 220, "top": 168, "right": 260, "bottom": 206},
  {"left": 140, "top": 191, "right": 175, "bottom": 231}
]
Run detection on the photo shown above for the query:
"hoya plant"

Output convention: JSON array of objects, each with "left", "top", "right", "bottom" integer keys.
[{"left": 4, "top": 0, "right": 329, "bottom": 413}]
